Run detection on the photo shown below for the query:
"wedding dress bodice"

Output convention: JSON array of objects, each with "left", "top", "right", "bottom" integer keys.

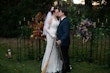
[{"left": 46, "top": 18, "right": 59, "bottom": 37}]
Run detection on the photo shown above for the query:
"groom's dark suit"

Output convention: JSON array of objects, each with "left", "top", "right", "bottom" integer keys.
[
  {"left": 57, "top": 17, "right": 70, "bottom": 46},
  {"left": 57, "top": 17, "right": 70, "bottom": 73}
]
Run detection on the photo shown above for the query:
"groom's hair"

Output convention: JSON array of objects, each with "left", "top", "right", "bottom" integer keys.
[{"left": 59, "top": 7, "right": 68, "bottom": 16}]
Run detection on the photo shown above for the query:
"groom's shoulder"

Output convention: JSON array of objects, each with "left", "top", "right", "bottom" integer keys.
[
  {"left": 63, "top": 17, "right": 69, "bottom": 23},
  {"left": 64, "top": 17, "right": 69, "bottom": 21}
]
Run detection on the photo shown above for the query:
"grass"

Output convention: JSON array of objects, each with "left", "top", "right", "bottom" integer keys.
[
  {"left": 0, "top": 43, "right": 41, "bottom": 73},
  {"left": 0, "top": 59, "right": 41, "bottom": 73},
  {"left": 71, "top": 62, "right": 110, "bottom": 73},
  {"left": 0, "top": 38, "right": 110, "bottom": 73},
  {"left": 0, "top": 58, "right": 110, "bottom": 73}
]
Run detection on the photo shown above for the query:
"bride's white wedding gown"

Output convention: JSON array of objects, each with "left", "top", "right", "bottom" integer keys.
[{"left": 41, "top": 18, "right": 62, "bottom": 73}]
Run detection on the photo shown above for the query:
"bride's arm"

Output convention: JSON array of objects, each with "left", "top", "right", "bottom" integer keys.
[{"left": 46, "top": 17, "right": 55, "bottom": 38}]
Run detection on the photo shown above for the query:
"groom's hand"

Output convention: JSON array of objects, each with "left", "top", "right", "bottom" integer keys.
[{"left": 56, "top": 40, "right": 61, "bottom": 45}]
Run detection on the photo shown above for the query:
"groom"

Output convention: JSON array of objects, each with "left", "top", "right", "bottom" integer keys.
[{"left": 56, "top": 7, "right": 71, "bottom": 73}]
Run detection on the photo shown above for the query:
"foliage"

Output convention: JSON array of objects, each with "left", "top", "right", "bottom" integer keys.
[
  {"left": 0, "top": 1, "right": 110, "bottom": 37},
  {"left": 67, "top": 5, "right": 110, "bottom": 35},
  {"left": 0, "top": 0, "right": 53, "bottom": 37}
]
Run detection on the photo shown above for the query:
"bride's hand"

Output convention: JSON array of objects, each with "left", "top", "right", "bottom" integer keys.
[{"left": 52, "top": 35, "right": 56, "bottom": 39}]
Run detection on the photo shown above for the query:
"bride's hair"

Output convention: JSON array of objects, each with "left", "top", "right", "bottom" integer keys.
[
  {"left": 51, "top": 7, "right": 60, "bottom": 20},
  {"left": 51, "top": 7, "right": 58, "bottom": 14}
]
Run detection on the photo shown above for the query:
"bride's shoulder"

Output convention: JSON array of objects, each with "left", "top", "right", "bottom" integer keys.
[{"left": 48, "top": 16, "right": 53, "bottom": 20}]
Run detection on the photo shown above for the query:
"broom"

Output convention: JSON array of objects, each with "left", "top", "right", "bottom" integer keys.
[{"left": 41, "top": 38, "right": 55, "bottom": 73}]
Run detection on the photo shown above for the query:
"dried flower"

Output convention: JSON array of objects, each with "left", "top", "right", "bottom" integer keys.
[{"left": 78, "top": 19, "right": 95, "bottom": 43}]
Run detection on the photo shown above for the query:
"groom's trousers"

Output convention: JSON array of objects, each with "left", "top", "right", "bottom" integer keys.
[{"left": 60, "top": 46, "right": 70, "bottom": 73}]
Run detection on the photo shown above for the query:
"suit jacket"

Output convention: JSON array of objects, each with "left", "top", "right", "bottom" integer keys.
[{"left": 57, "top": 17, "right": 70, "bottom": 46}]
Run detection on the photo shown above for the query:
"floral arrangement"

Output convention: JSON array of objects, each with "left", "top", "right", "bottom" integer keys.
[{"left": 77, "top": 19, "right": 96, "bottom": 43}]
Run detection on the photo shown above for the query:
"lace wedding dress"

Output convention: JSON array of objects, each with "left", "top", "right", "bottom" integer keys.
[{"left": 41, "top": 18, "right": 62, "bottom": 73}]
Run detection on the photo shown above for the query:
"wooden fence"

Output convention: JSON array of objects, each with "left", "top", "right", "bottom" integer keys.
[
  {"left": 16, "top": 27, "right": 110, "bottom": 67},
  {"left": 70, "top": 28, "right": 110, "bottom": 66}
]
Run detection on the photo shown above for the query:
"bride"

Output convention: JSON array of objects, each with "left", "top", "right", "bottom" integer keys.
[{"left": 41, "top": 7, "right": 62, "bottom": 73}]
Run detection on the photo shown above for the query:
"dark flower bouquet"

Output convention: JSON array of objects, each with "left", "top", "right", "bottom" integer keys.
[{"left": 77, "top": 19, "right": 96, "bottom": 43}]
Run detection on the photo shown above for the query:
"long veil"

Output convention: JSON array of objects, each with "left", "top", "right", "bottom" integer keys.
[{"left": 43, "top": 7, "right": 54, "bottom": 36}]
